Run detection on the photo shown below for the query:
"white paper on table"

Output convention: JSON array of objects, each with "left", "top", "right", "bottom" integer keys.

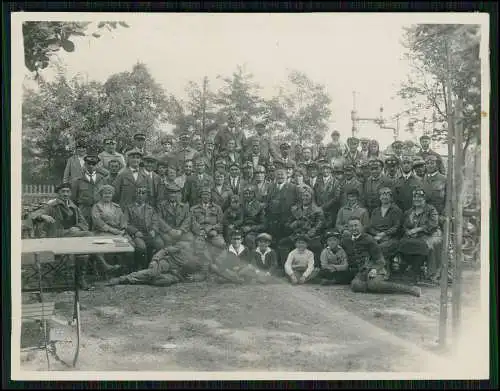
[{"left": 92, "top": 239, "right": 115, "bottom": 245}]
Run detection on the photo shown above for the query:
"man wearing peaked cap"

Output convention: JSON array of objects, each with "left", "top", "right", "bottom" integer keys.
[
  {"left": 64, "top": 138, "right": 103, "bottom": 184},
  {"left": 417, "top": 134, "right": 445, "bottom": 175},
  {"left": 190, "top": 186, "right": 226, "bottom": 249},
  {"left": 71, "top": 153, "right": 109, "bottom": 228},
  {"left": 175, "top": 130, "right": 197, "bottom": 164},
  {"left": 364, "top": 157, "right": 393, "bottom": 214},
  {"left": 122, "top": 132, "right": 147, "bottom": 157},
  {"left": 393, "top": 154, "right": 424, "bottom": 212},
  {"left": 344, "top": 137, "right": 362, "bottom": 169},
  {"left": 240, "top": 183, "right": 266, "bottom": 251},
  {"left": 113, "top": 147, "right": 150, "bottom": 208},
  {"left": 276, "top": 142, "right": 295, "bottom": 168},
  {"left": 412, "top": 157, "right": 426, "bottom": 178},
  {"left": 183, "top": 156, "right": 214, "bottom": 207},
  {"left": 340, "top": 162, "right": 363, "bottom": 207},
  {"left": 421, "top": 152, "right": 447, "bottom": 215},
  {"left": 391, "top": 140, "right": 404, "bottom": 159}
]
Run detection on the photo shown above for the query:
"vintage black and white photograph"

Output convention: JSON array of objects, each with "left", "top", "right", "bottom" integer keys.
[{"left": 11, "top": 12, "right": 489, "bottom": 380}]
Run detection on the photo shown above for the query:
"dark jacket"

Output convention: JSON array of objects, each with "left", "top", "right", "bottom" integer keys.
[
  {"left": 112, "top": 167, "right": 150, "bottom": 208},
  {"left": 123, "top": 202, "right": 160, "bottom": 236}
]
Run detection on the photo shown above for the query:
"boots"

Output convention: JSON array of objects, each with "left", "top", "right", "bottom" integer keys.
[{"left": 366, "top": 279, "right": 421, "bottom": 297}]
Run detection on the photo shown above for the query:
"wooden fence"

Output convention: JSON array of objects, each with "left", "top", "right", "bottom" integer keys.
[{"left": 22, "top": 184, "right": 57, "bottom": 208}]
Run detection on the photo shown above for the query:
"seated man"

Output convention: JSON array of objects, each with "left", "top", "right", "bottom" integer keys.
[
  {"left": 335, "top": 189, "right": 370, "bottom": 236},
  {"left": 29, "top": 182, "right": 116, "bottom": 290},
  {"left": 157, "top": 182, "right": 193, "bottom": 245},
  {"left": 252, "top": 233, "right": 280, "bottom": 277},
  {"left": 123, "top": 186, "right": 165, "bottom": 270},
  {"left": 240, "top": 185, "right": 267, "bottom": 251},
  {"left": 319, "top": 230, "right": 349, "bottom": 285},
  {"left": 190, "top": 187, "right": 226, "bottom": 249},
  {"left": 279, "top": 186, "right": 324, "bottom": 265},
  {"left": 222, "top": 194, "right": 244, "bottom": 242},
  {"left": 284, "top": 235, "right": 320, "bottom": 285},
  {"left": 105, "top": 235, "right": 211, "bottom": 286},
  {"left": 366, "top": 187, "right": 403, "bottom": 271},
  {"left": 339, "top": 217, "right": 421, "bottom": 296},
  {"left": 227, "top": 229, "right": 251, "bottom": 261}
]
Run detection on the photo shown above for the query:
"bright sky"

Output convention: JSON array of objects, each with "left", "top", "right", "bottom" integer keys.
[{"left": 21, "top": 13, "right": 486, "bottom": 151}]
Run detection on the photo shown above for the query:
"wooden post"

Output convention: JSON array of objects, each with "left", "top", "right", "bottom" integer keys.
[
  {"left": 201, "top": 76, "right": 208, "bottom": 143},
  {"left": 438, "top": 39, "right": 455, "bottom": 349},
  {"left": 452, "top": 97, "right": 465, "bottom": 344}
]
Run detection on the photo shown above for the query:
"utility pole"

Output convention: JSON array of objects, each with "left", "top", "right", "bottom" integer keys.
[
  {"left": 439, "top": 38, "right": 455, "bottom": 350},
  {"left": 452, "top": 96, "right": 464, "bottom": 345},
  {"left": 201, "top": 76, "right": 208, "bottom": 143},
  {"left": 351, "top": 91, "right": 358, "bottom": 137}
]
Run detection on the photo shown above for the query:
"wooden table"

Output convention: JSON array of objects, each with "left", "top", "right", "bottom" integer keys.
[
  {"left": 21, "top": 235, "right": 134, "bottom": 368},
  {"left": 22, "top": 236, "right": 135, "bottom": 256}
]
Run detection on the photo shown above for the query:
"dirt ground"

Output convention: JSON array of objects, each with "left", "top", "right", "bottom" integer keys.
[{"left": 18, "top": 266, "right": 482, "bottom": 373}]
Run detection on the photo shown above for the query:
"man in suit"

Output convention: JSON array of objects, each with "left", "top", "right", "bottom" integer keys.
[
  {"left": 241, "top": 161, "right": 255, "bottom": 187},
  {"left": 183, "top": 156, "right": 214, "bottom": 207},
  {"left": 300, "top": 146, "right": 314, "bottom": 167},
  {"left": 240, "top": 184, "right": 267, "bottom": 251},
  {"left": 190, "top": 187, "right": 226, "bottom": 249},
  {"left": 220, "top": 138, "right": 242, "bottom": 168},
  {"left": 211, "top": 169, "right": 233, "bottom": 211},
  {"left": 343, "top": 137, "right": 362, "bottom": 168},
  {"left": 252, "top": 122, "right": 280, "bottom": 163},
  {"left": 275, "top": 142, "right": 296, "bottom": 168},
  {"left": 363, "top": 159, "right": 394, "bottom": 214},
  {"left": 214, "top": 113, "right": 246, "bottom": 154},
  {"left": 253, "top": 165, "right": 271, "bottom": 204},
  {"left": 340, "top": 164, "right": 363, "bottom": 207},
  {"left": 142, "top": 154, "right": 162, "bottom": 208},
  {"left": 306, "top": 162, "right": 321, "bottom": 190},
  {"left": 70, "top": 154, "right": 109, "bottom": 229},
  {"left": 245, "top": 137, "right": 269, "bottom": 171},
  {"left": 112, "top": 149, "right": 150, "bottom": 208},
  {"left": 393, "top": 155, "right": 423, "bottom": 212},
  {"left": 266, "top": 168, "right": 298, "bottom": 262},
  {"left": 157, "top": 182, "right": 193, "bottom": 245},
  {"left": 226, "top": 162, "right": 243, "bottom": 196},
  {"left": 124, "top": 133, "right": 148, "bottom": 155},
  {"left": 315, "top": 163, "right": 341, "bottom": 226},
  {"left": 63, "top": 139, "right": 108, "bottom": 183}
]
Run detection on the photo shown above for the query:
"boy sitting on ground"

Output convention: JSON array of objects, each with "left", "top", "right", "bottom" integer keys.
[
  {"left": 319, "top": 230, "right": 349, "bottom": 285},
  {"left": 252, "top": 233, "right": 279, "bottom": 277},
  {"left": 227, "top": 230, "right": 250, "bottom": 262},
  {"left": 284, "top": 235, "right": 320, "bottom": 285}
]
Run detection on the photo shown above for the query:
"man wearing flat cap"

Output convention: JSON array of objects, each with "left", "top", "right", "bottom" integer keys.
[
  {"left": 112, "top": 149, "right": 150, "bottom": 208},
  {"left": 417, "top": 134, "right": 445, "bottom": 175},
  {"left": 98, "top": 138, "right": 126, "bottom": 171},
  {"left": 70, "top": 154, "right": 109, "bottom": 229},
  {"left": 413, "top": 157, "right": 426, "bottom": 179},
  {"left": 122, "top": 133, "right": 147, "bottom": 157},
  {"left": 363, "top": 158, "right": 393, "bottom": 214},
  {"left": 157, "top": 182, "right": 193, "bottom": 245},
  {"left": 421, "top": 154, "right": 447, "bottom": 216},
  {"left": 190, "top": 187, "right": 226, "bottom": 249},
  {"left": 393, "top": 155, "right": 423, "bottom": 212}
]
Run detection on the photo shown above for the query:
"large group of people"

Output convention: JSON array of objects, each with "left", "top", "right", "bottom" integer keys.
[{"left": 26, "top": 116, "right": 450, "bottom": 297}]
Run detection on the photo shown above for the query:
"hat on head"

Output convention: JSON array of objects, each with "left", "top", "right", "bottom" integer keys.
[
  {"left": 143, "top": 154, "right": 157, "bottom": 162},
  {"left": 285, "top": 161, "right": 296, "bottom": 169},
  {"left": 55, "top": 182, "right": 72, "bottom": 192},
  {"left": 321, "top": 162, "right": 332, "bottom": 170},
  {"left": 360, "top": 160, "right": 370, "bottom": 168},
  {"left": 343, "top": 164, "right": 355, "bottom": 171},
  {"left": 104, "top": 138, "right": 116, "bottom": 144},
  {"left": 192, "top": 133, "right": 202, "bottom": 141},
  {"left": 228, "top": 162, "right": 240, "bottom": 169},
  {"left": 161, "top": 134, "right": 174, "bottom": 143},
  {"left": 413, "top": 158, "right": 426, "bottom": 167},
  {"left": 215, "top": 158, "right": 227, "bottom": 166},
  {"left": 255, "top": 165, "right": 266, "bottom": 174},
  {"left": 346, "top": 188, "right": 360, "bottom": 197},
  {"left": 401, "top": 155, "right": 414, "bottom": 163},
  {"left": 347, "top": 137, "right": 360, "bottom": 145},
  {"left": 307, "top": 161, "right": 319, "bottom": 170},
  {"left": 280, "top": 142, "right": 291, "bottom": 149},
  {"left": 243, "top": 161, "right": 254, "bottom": 169},
  {"left": 165, "top": 182, "right": 182, "bottom": 193},
  {"left": 267, "top": 163, "right": 276, "bottom": 170},
  {"left": 324, "top": 229, "right": 342, "bottom": 241},
  {"left": 302, "top": 146, "right": 312, "bottom": 152},
  {"left": 133, "top": 133, "right": 146, "bottom": 141},
  {"left": 231, "top": 230, "right": 243, "bottom": 239},
  {"left": 243, "top": 184, "right": 256, "bottom": 193},
  {"left": 255, "top": 122, "right": 266, "bottom": 129},
  {"left": 98, "top": 184, "right": 115, "bottom": 195},
  {"left": 385, "top": 155, "right": 399, "bottom": 166},
  {"left": 179, "top": 131, "right": 190, "bottom": 140},
  {"left": 360, "top": 138, "right": 370, "bottom": 143},
  {"left": 200, "top": 187, "right": 211, "bottom": 195},
  {"left": 84, "top": 155, "right": 100, "bottom": 165},
  {"left": 251, "top": 137, "right": 260, "bottom": 146},
  {"left": 392, "top": 140, "right": 404, "bottom": 148},
  {"left": 126, "top": 148, "right": 143, "bottom": 158},
  {"left": 256, "top": 233, "right": 273, "bottom": 243},
  {"left": 420, "top": 134, "right": 431, "bottom": 141},
  {"left": 332, "top": 165, "right": 344, "bottom": 172},
  {"left": 425, "top": 154, "right": 438, "bottom": 162}
]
